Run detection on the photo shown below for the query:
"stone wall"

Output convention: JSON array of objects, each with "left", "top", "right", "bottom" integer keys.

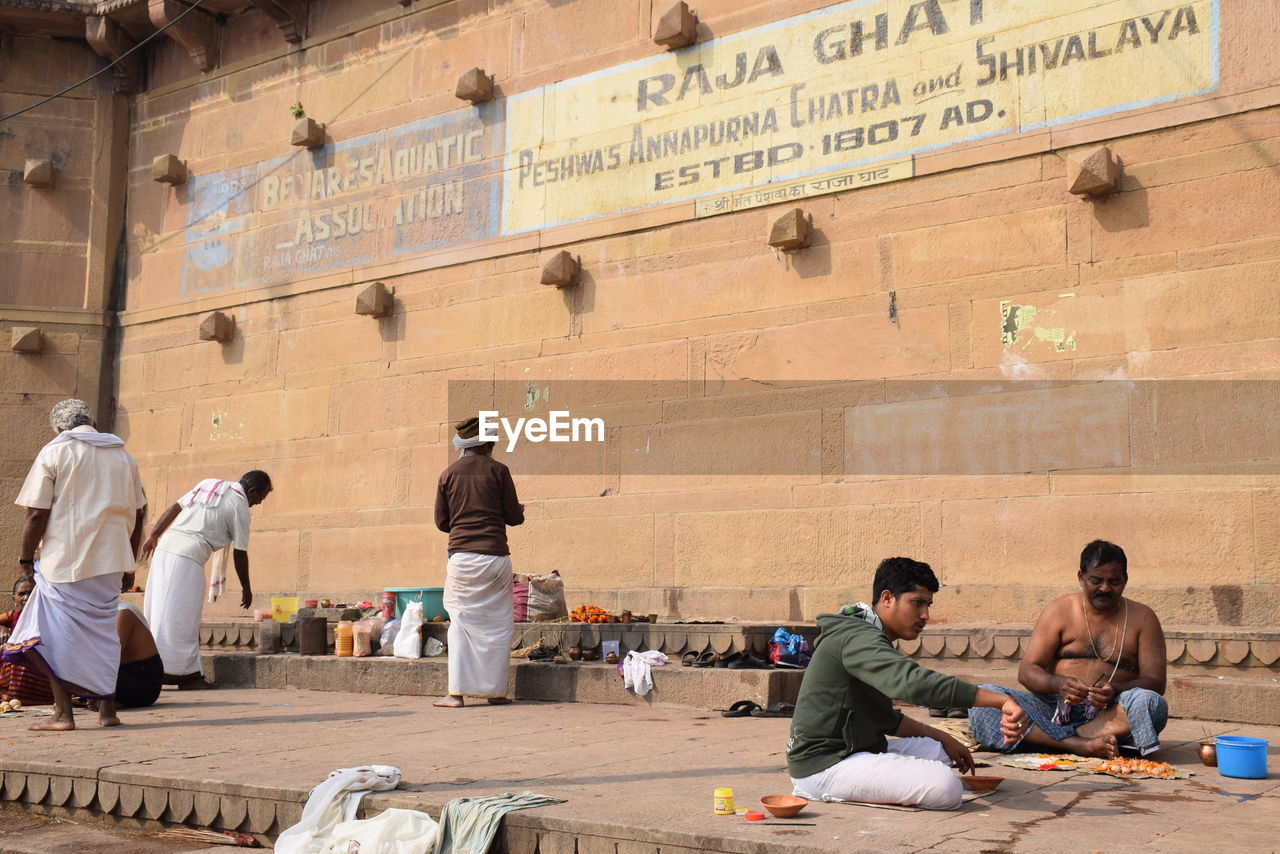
[
  {"left": 0, "top": 31, "right": 125, "bottom": 595},
  {"left": 4, "top": 0, "right": 1279, "bottom": 625}
]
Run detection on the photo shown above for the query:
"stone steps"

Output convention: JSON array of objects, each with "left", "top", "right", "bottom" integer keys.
[{"left": 203, "top": 651, "right": 804, "bottom": 712}]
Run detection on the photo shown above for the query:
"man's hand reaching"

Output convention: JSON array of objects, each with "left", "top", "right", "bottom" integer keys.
[
  {"left": 937, "top": 732, "right": 976, "bottom": 775},
  {"left": 240, "top": 589, "right": 253, "bottom": 609}
]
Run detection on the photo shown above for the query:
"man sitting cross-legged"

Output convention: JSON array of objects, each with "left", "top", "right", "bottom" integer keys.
[
  {"left": 787, "top": 557, "right": 1027, "bottom": 810},
  {"left": 969, "top": 540, "right": 1168, "bottom": 759}
]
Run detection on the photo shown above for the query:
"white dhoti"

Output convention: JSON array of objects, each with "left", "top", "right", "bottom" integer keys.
[
  {"left": 144, "top": 550, "right": 206, "bottom": 677},
  {"left": 2, "top": 567, "right": 122, "bottom": 699},
  {"left": 443, "top": 553, "right": 513, "bottom": 697},
  {"left": 790, "top": 737, "right": 964, "bottom": 810}
]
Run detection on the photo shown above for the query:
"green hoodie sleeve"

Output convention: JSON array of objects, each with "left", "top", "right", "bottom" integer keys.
[{"left": 841, "top": 632, "right": 979, "bottom": 710}]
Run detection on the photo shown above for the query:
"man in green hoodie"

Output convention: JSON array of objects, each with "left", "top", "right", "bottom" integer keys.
[{"left": 787, "top": 557, "right": 1027, "bottom": 809}]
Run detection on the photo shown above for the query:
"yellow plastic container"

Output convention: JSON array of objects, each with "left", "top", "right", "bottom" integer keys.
[
  {"left": 335, "top": 620, "right": 354, "bottom": 657},
  {"left": 713, "top": 787, "right": 734, "bottom": 815},
  {"left": 271, "top": 596, "right": 299, "bottom": 623}
]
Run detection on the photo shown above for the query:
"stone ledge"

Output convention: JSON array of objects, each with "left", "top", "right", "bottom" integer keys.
[
  {"left": 203, "top": 652, "right": 803, "bottom": 711},
  {"left": 201, "top": 620, "right": 1280, "bottom": 670}
]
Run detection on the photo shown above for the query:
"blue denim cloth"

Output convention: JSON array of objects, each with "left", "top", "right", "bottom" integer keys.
[{"left": 969, "top": 684, "right": 1168, "bottom": 755}]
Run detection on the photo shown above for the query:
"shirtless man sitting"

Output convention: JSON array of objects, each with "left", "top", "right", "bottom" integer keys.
[{"left": 969, "top": 540, "right": 1168, "bottom": 758}]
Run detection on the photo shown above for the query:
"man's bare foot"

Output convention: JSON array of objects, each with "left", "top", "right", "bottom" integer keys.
[
  {"left": 1066, "top": 733, "right": 1119, "bottom": 759},
  {"left": 433, "top": 695, "right": 464, "bottom": 708},
  {"left": 99, "top": 715, "right": 123, "bottom": 727},
  {"left": 487, "top": 697, "right": 511, "bottom": 705},
  {"left": 177, "top": 678, "right": 217, "bottom": 691},
  {"left": 29, "top": 717, "right": 74, "bottom": 732}
]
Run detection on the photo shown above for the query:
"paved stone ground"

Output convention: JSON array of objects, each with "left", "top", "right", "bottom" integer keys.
[{"left": 0, "top": 687, "right": 1276, "bottom": 853}]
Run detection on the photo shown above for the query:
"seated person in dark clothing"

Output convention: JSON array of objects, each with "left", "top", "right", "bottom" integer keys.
[{"left": 113, "top": 603, "right": 163, "bottom": 709}]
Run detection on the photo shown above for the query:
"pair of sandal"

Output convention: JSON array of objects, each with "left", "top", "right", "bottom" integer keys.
[
  {"left": 526, "top": 644, "right": 560, "bottom": 662},
  {"left": 720, "top": 701, "right": 795, "bottom": 718},
  {"left": 681, "top": 651, "right": 771, "bottom": 669}
]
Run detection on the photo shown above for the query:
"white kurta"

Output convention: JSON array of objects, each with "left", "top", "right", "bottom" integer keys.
[
  {"left": 4, "top": 566, "right": 122, "bottom": 699},
  {"left": 443, "top": 553, "right": 514, "bottom": 697},
  {"left": 143, "top": 550, "right": 207, "bottom": 677}
]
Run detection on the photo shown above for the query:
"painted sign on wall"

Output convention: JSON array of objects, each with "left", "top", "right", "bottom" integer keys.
[
  {"left": 502, "top": 0, "right": 1216, "bottom": 233},
  {"left": 181, "top": 104, "right": 504, "bottom": 295},
  {"left": 177, "top": 0, "right": 1216, "bottom": 294}
]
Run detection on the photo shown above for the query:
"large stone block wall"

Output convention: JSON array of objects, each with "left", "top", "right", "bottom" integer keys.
[
  {"left": 3, "top": 1, "right": 1279, "bottom": 626},
  {"left": 0, "top": 32, "right": 126, "bottom": 594}
]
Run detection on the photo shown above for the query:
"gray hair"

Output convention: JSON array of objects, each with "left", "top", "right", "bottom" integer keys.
[{"left": 49, "top": 399, "right": 93, "bottom": 433}]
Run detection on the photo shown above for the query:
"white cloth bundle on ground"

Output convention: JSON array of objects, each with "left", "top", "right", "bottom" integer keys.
[
  {"left": 327, "top": 807, "right": 439, "bottom": 854},
  {"left": 621, "top": 651, "right": 668, "bottom": 697},
  {"left": 274, "top": 765, "right": 402, "bottom": 854}
]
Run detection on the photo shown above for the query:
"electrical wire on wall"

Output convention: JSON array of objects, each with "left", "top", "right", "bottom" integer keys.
[{"left": 0, "top": 0, "right": 211, "bottom": 124}]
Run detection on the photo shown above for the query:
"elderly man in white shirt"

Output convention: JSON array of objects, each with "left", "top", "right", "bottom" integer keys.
[
  {"left": 9, "top": 399, "right": 147, "bottom": 731},
  {"left": 140, "top": 471, "right": 272, "bottom": 689}
]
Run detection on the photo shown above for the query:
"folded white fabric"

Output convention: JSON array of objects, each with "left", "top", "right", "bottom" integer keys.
[
  {"left": 274, "top": 765, "right": 402, "bottom": 854},
  {"left": 621, "top": 650, "right": 668, "bottom": 697},
  {"left": 327, "top": 807, "right": 439, "bottom": 854}
]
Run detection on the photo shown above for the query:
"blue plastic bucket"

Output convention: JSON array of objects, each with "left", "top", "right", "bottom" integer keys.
[
  {"left": 384, "top": 587, "right": 448, "bottom": 621},
  {"left": 1216, "top": 736, "right": 1268, "bottom": 779}
]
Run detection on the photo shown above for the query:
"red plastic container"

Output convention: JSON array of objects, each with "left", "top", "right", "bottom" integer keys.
[{"left": 380, "top": 591, "right": 396, "bottom": 620}]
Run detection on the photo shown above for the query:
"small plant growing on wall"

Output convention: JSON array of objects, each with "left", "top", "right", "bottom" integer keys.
[{"left": 289, "top": 101, "right": 305, "bottom": 118}]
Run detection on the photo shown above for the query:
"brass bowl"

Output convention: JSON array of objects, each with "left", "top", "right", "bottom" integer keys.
[{"left": 1198, "top": 741, "right": 1218, "bottom": 767}]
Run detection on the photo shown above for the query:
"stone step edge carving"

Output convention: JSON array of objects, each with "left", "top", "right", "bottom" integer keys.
[
  {"left": 1, "top": 770, "right": 780, "bottom": 854},
  {"left": 201, "top": 621, "right": 1280, "bottom": 667}
]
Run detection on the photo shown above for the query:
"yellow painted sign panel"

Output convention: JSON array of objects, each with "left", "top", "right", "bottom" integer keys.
[{"left": 502, "top": 0, "right": 1216, "bottom": 234}]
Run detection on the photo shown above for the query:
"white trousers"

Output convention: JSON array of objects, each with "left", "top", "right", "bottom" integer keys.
[
  {"left": 442, "top": 553, "right": 513, "bottom": 697},
  {"left": 791, "top": 737, "right": 963, "bottom": 810},
  {"left": 144, "top": 551, "right": 206, "bottom": 677}
]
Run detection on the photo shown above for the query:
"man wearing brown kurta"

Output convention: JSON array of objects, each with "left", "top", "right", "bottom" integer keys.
[{"left": 432, "top": 417, "right": 524, "bottom": 708}]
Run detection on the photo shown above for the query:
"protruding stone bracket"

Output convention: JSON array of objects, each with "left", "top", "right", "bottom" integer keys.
[
  {"left": 354, "top": 281, "right": 394, "bottom": 317},
  {"left": 23, "top": 160, "right": 55, "bottom": 189},
  {"left": 540, "top": 250, "right": 580, "bottom": 288},
  {"left": 248, "top": 0, "right": 307, "bottom": 44},
  {"left": 1067, "top": 145, "right": 1122, "bottom": 197},
  {"left": 11, "top": 327, "right": 44, "bottom": 354},
  {"left": 86, "top": 14, "right": 143, "bottom": 94},
  {"left": 768, "top": 207, "right": 811, "bottom": 251},
  {"left": 151, "top": 153, "right": 188, "bottom": 185},
  {"left": 198, "top": 311, "right": 235, "bottom": 343},
  {"left": 148, "top": 0, "right": 220, "bottom": 72},
  {"left": 454, "top": 67, "right": 494, "bottom": 104},
  {"left": 653, "top": 1, "right": 698, "bottom": 49},
  {"left": 291, "top": 116, "right": 326, "bottom": 148}
]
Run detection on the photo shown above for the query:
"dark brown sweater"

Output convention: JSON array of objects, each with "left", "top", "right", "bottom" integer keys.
[{"left": 434, "top": 454, "right": 524, "bottom": 555}]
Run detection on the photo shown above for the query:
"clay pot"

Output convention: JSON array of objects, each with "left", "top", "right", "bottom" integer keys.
[
  {"left": 581, "top": 648, "right": 601, "bottom": 661},
  {"left": 759, "top": 795, "right": 806, "bottom": 818},
  {"left": 620, "top": 611, "right": 632, "bottom": 624},
  {"left": 960, "top": 775, "right": 1004, "bottom": 793},
  {"left": 1198, "top": 741, "right": 1218, "bottom": 767},
  {"left": 567, "top": 646, "right": 583, "bottom": 661}
]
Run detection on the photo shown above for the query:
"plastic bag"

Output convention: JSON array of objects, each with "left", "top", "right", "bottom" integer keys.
[
  {"left": 769, "top": 627, "right": 811, "bottom": 668},
  {"left": 380, "top": 619, "right": 400, "bottom": 647},
  {"left": 353, "top": 620, "right": 373, "bottom": 657},
  {"left": 525, "top": 570, "right": 568, "bottom": 622},
  {"left": 393, "top": 603, "right": 424, "bottom": 659}
]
